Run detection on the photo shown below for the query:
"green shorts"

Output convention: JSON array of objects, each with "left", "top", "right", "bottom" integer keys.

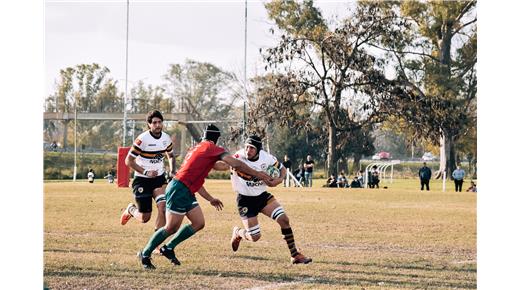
[{"left": 165, "top": 179, "right": 199, "bottom": 215}]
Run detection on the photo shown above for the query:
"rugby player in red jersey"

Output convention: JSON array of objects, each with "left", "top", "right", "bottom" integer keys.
[{"left": 137, "top": 124, "right": 272, "bottom": 269}]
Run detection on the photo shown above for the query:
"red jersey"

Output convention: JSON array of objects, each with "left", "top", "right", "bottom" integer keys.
[{"left": 175, "top": 141, "right": 227, "bottom": 194}]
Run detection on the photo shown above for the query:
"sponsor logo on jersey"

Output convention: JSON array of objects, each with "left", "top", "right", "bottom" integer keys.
[
  {"left": 135, "top": 139, "right": 142, "bottom": 146},
  {"left": 149, "top": 154, "right": 164, "bottom": 164},
  {"left": 149, "top": 144, "right": 156, "bottom": 146},
  {"left": 246, "top": 180, "right": 263, "bottom": 187},
  {"left": 260, "top": 163, "right": 267, "bottom": 170}
]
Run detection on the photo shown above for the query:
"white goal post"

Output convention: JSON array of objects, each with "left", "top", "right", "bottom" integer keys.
[
  {"left": 364, "top": 160, "right": 401, "bottom": 188},
  {"left": 285, "top": 170, "right": 303, "bottom": 187}
]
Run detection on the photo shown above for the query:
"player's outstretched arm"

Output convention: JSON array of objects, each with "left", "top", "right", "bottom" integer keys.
[
  {"left": 197, "top": 186, "right": 223, "bottom": 211},
  {"left": 213, "top": 161, "right": 230, "bottom": 171},
  {"left": 221, "top": 155, "right": 272, "bottom": 182}
]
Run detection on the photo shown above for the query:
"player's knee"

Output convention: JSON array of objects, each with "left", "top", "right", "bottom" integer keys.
[
  {"left": 156, "top": 202, "right": 165, "bottom": 212},
  {"left": 270, "top": 206, "right": 286, "bottom": 222},
  {"left": 155, "top": 194, "right": 166, "bottom": 207},
  {"left": 192, "top": 221, "right": 205, "bottom": 232},
  {"left": 277, "top": 214, "right": 290, "bottom": 228},
  {"left": 164, "top": 223, "right": 176, "bottom": 234}
]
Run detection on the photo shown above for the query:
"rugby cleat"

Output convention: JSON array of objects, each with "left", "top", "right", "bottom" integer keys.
[
  {"left": 120, "top": 203, "right": 135, "bottom": 225},
  {"left": 231, "top": 226, "right": 242, "bottom": 252},
  {"left": 291, "top": 252, "right": 312, "bottom": 264},
  {"left": 159, "top": 245, "right": 181, "bottom": 265},
  {"left": 137, "top": 251, "right": 156, "bottom": 270}
]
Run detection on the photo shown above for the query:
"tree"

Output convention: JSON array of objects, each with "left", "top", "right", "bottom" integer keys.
[
  {"left": 368, "top": 1, "right": 477, "bottom": 178},
  {"left": 45, "top": 63, "right": 112, "bottom": 149},
  {"left": 255, "top": 0, "right": 402, "bottom": 176},
  {"left": 162, "top": 59, "right": 240, "bottom": 142}
]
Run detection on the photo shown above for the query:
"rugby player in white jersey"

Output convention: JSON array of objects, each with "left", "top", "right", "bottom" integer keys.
[
  {"left": 120, "top": 110, "right": 175, "bottom": 233},
  {"left": 214, "top": 135, "right": 312, "bottom": 264}
]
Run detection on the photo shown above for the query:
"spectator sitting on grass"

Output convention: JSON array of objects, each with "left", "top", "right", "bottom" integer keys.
[
  {"left": 466, "top": 180, "right": 477, "bottom": 192},
  {"left": 324, "top": 174, "right": 337, "bottom": 188},
  {"left": 350, "top": 176, "right": 362, "bottom": 188},
  {"left": 337, "top": 172, "right": 348, "bottom": 188}
]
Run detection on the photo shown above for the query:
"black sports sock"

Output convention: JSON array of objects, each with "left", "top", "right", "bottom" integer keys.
[{"left": 281, "top": 227, "right": 298, "bottom": 257}]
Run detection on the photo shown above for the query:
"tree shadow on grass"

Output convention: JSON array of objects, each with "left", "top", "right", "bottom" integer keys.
[
  {"left": 233, "top": 254, "right": 272, "bottom": 261},
  {"left": 319, "top": 259, "right": 476, "bottom": 273},
  {"left": 190, "top": 267, "right": 476, "bottom": 289}
]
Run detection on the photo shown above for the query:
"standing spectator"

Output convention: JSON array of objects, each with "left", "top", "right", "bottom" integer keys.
[
  {"left": 303, "top": 155, "right": 315, "bottom": 187},
  {"left": 372, "top": 166, "right": 380, "bottom": 188},
  {"left": 466, "top": 180, "right": 477, "bottom": 192},
  {"left": 87, "top": 169, "right": 95, "bottom": 183},
  {"left": 452, "top": 165, "right": 465, "bottom": 192},
  {"left": 419, "top": 162, "right": 432, "bottom": 191},
  {"left": 282, "top": 155, "right": 293, "bottom": 187}
]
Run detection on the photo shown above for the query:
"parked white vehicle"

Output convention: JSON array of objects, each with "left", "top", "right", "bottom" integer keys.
[{"left": 421, "top": 152, "right": 437, "bottom": 161}]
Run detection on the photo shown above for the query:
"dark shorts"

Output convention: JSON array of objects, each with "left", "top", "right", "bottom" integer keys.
[
  {"left": 237, "top": 191, "right": 275, "bottom": 219},
  {"left": 165, "top": 179, "right": 198, "bottom": 215},
  {"left": 132, "top": 174, "right": 166, "bottom": 213}
]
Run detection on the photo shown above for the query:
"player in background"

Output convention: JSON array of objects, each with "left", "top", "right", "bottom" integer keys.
[
  {"left": 120, "top": 110, "right": 175, "bottom": 233},
  {"left": 213, "top": 135, "right": 312, "bottom": 264},
  {"left": 137, "top": 124, "right": 273, "bottom": 269}
]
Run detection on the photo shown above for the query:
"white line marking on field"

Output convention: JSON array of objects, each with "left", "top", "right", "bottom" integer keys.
[
  {"left": 451, "top": 259, "right": 476, "bottom": 264},
  {"left": 246, "top": 277, "right": 316, "bottom": 290}
]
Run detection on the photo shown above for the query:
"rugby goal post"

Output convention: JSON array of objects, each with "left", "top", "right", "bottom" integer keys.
[
  {"left": 286, "top": 170, "right": 303, "bottom": 187},
  {"left": 364, "top": 160, "right": 401, "bottom": 188}
]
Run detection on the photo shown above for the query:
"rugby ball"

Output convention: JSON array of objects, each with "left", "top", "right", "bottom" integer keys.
[{"left": 266, "top": 165, "right": 280, "bottom": 178}]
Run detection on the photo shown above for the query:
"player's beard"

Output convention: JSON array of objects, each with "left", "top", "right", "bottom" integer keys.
[{"left": 151, "top": 127, "right": 162, "bottom": 137}]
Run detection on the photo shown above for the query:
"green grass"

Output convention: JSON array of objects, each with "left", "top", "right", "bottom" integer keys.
[{"left": 44, "top": 179, "right": 476, "bottom": 289}]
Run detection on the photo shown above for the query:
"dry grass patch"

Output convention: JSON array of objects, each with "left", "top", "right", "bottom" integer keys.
[{"left": 44, "top": 179, "right": 476, "bottom": 289}]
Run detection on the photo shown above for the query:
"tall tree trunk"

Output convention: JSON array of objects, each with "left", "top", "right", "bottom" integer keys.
[
  {"left": 327, "top": 124, "right": 338, "bottom": 176},
  {"left": 353, "top": 154, "right": 362, "bottom": 173},
  {"left": 437, "top": 128, "right": 456, "bottom": 180},
  {"left": 471, "top": 153, "right": 477, "bottom": 179},
  {"left": 447, "top": 133, "right": 456, "bottom": 179},
  {"left": 436, "top": 132, "right": 446, "bottom": 179}
]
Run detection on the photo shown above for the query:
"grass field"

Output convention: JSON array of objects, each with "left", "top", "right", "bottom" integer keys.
[{"left": 44, "top": 178, "right": 476, "bottom": 289}]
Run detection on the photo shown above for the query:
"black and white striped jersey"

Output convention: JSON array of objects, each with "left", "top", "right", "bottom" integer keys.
[
  {"left": 230, "top": 149, "right": 282, "bottom": 196},
  {"left": 128, "top": 130, "right": 173, "bottom": 178}
]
